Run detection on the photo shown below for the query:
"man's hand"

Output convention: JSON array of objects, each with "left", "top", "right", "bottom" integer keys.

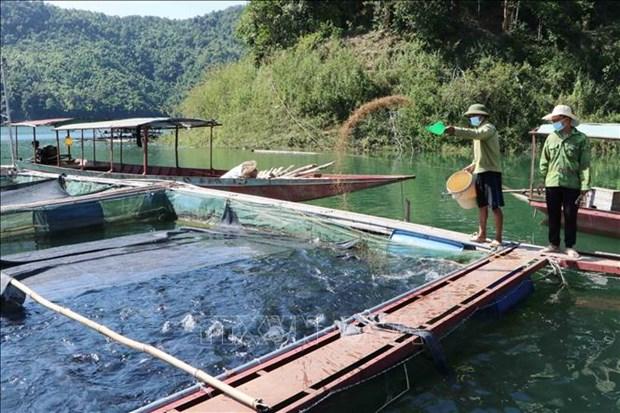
[
  {"left": 444, "top": 126, "right": 455, "bottom": 135},
  {"left": 463, "top": 163, "right": 475, "bottom": 173}
]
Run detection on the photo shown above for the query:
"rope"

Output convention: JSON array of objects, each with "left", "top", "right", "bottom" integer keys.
[
  {"left": 353, "top": 313, "right": 452, "bottom": 377},
  {"left": 5, "top": 277, "right": 270, "bottom": 412}
]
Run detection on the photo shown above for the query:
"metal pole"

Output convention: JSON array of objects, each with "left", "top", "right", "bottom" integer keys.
[
  {"left": 528, "top": 134, "right": 536, "bottom": 198},
  {"left": 55, "top": 130, "right": 60, "bottom": 166},
  {"left": 0, "top": 59, "right": 16, "bottom": 166},
  {"left": 175, "top": 126, "right": 179, "bottom": 169},
  {"left": 80, "top": 129, "right": 84, "bottom": 170},
  {"left": 142, "top": 127, "right": 148, "bottom": 175},
  {"left": 120, "top": 129, "right": 123, "bottom": 168},
  {"left": 109, "top": 128, "right": 114, "bottom": 172},
  {"left": 14, "top": 126, "right": 18, "bottom": 159},
  {"left": 32, "top": 127, "right": 36, "bottom": 159},
  {"left": 209, "top": 126, "right": 213, "bottom": 170},
  {"left": 92, "top": 129, "right": 96, "bottom": 164}
]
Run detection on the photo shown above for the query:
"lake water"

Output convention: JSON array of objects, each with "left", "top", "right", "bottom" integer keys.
[{"left": 1, "top": 126, "right": 619, "bottom": 412}]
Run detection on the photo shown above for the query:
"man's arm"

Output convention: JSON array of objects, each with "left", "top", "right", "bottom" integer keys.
[{"left": 451, "top": 124, "right": 496, "bottom": 141}]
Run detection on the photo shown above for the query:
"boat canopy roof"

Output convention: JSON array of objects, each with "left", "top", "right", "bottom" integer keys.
[
  {"left": 10, "top": 118, "right": 75, "bottom": 128},
  {"left": 532, "top": 123, "right": 620, "bottom": 141},
  {"left": 54, "top": 117, "right": 221, "bottom": 131}
]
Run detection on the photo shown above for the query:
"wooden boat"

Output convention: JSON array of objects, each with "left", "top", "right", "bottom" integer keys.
[
  {"left": 524, "top": 123, "right": 620, "bottom": 238},
  {"left": 10, "top": 117, "right": 414, "bottom": 202}
]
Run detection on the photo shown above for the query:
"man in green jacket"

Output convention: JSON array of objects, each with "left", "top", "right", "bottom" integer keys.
[
  {"left": 446, "top": 103, "right": 503, "bottom": 248},
  {"left": 539, "top": 105, "right": 590, "bottom": 258}
]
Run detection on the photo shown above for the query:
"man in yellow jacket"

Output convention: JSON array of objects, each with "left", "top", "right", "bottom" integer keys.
[
  {"left": 539, "top": 105, "right": 590, "bottom": 258},
  {"left": 445, "top": 104, "right": 503, "bottom": 248}
]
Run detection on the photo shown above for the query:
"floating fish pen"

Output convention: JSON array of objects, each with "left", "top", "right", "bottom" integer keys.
[
  {"left": 1, "top": 173, "right": 176, "bottom": 243},
  {"left": 1, "top": 179, "right": 619, "bottom": 413}
]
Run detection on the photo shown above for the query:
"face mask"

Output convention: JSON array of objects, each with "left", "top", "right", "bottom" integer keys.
[
  {"left": 469, "top": 116, "right": 481, "bottom": 127},
  {"left": 552, "top": 120, "right": 565, "bottom": 131}
]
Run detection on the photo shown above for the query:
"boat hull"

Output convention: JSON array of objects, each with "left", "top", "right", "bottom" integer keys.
[
  {"left": 16, "top": 161, "right": 414, "bottom": 202},
  {"left": 529, "top": 199, "right": 620, "bottom": 238}
]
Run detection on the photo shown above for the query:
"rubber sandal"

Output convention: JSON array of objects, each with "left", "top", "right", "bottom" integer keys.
[
  {"left": 489, "top": 240, "right": 502, "bottom": 250},
  {"left": 470, "top": 233, "right": 487, "bottom": 243}
]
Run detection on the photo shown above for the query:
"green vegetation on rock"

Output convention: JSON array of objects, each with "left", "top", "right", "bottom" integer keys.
[{"left": 183, "top": 0, "right": 620, "bottom": 154}]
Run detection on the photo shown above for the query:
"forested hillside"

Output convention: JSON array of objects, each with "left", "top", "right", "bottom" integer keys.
[
  {"left": 1, "top": 0, "right": 244, "bottom": 120},
  {"left": 182, "top": 0, "right": 620, "bottom": 153}
]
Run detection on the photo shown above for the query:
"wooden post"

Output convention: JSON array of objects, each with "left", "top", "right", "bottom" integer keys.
[
  {"left": 92, "top": 129, "right": 96, "bottom": 164},
  {"left": 55, "top": 130, "right": 60, "bottom": 166},
  {"left": 14, "top": 126, "right": 18, "bottom": 159},
  {"left": 405, "top": 198, "right": 411, "bottom": 222},
  {"left": 174, "top": 126, "right": 179, "bottom": 169},
  {"left": 528, "top": 133, "right": 536, "bottom": 198},
  {"left": 80, "top": 129, "right": 84, "bottom": 170},
  {"left": 142, "top": 126, "right": 149, "bottom": 175},
  {"left": 209, "top": 125, "right": 213, "bottom": 170},
  {"left": 109, "top": 128, "right": 114, "bottom": 173}
]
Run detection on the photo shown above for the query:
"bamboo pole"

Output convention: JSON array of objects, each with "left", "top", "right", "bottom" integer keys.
[
  {"left": 294, "top": 161, "right": 335, "bottom": 177},
  {"left": 281, "top": 164, "right": 317, "bottom": 177},
  {"left": 6, "top": 277, "right": 269, "bottom": 412}
]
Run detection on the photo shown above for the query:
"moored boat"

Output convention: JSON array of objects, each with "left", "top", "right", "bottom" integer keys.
[{"left": 11, "top": 117, "right": 415, "bottom": 202}]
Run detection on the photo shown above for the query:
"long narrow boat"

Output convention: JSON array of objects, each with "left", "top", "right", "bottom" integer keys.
[
  {"left": 524, "top": 123, "right": 620, "bottom": 238},
  {"left": 10, "top": 117, "right": 414, "bottom": 202}
]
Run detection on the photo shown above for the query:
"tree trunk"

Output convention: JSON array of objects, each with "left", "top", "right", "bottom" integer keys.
[{"left": 502, "top": 0, "right": 510, "bottom": 32}]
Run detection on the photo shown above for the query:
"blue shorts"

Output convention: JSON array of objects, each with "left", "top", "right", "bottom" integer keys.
[{"left": 475, "top": 171, "right": 504, "bottom": 209}]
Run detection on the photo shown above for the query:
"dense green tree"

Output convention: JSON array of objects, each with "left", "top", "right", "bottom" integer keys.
[
  {"left": 183, "top": 0, "right": 619, "bottom": 153},
  {"left": 1, "top": 0, "right": 245, "bottom": 120}
]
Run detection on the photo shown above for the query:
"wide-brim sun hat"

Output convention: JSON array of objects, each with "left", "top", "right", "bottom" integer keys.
[
  {"left": 463, "top": 103, "right": 489, "bottom": 117},
  {"left": 542, "top": 104, "right": 580, "bottom": 126}
]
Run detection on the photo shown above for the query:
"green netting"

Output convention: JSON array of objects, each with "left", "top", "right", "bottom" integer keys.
[
  {"left": 167, "top": 190, "right": 477, "bottom": 261},
  {"left": 63, "top": 180, "right": 114, "bottom": 196},
  {"left": 0, "top": 211, "right": 34, "bottom": 237},
  {"left": 1, "top": 190, "right": 176, "bottom": 237}
]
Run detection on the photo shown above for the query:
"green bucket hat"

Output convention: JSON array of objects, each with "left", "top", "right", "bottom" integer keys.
[{"left": 464, "top": 103, "right": 489, "bottom": 117}]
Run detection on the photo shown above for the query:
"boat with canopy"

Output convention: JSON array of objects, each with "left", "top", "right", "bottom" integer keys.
[{"left": 10, "top": 117, "right": 415, "bottom": 202}]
